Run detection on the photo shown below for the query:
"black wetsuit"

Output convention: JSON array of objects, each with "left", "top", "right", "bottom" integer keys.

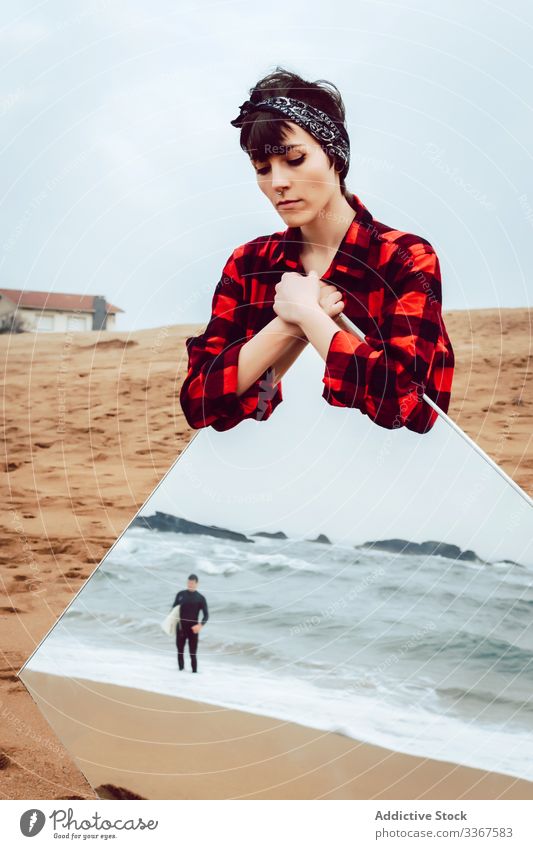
[{"left": 172, "top": 589, "right": 209, "bottom": 672}]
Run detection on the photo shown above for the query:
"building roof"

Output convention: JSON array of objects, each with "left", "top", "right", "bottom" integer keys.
[{"left": 0, "top": 288, "right": 124, "bottom": 314}]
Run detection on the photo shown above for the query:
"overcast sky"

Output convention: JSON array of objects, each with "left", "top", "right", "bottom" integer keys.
[{"left": 1, "top": 0, "right": 532, "bottom": 330}]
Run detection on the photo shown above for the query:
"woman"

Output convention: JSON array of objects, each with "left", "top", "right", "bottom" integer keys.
[{"left": 180, "top": 67, "right": 454, "bottom": 434}]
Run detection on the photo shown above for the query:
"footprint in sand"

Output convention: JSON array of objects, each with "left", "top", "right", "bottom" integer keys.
[
  {"left": 55, "top": 795, "right": 94, "bottom": 800},
  {"left": 0, "top": 670, "right": 20, "bottom": 682},
  {"left": 11, "top": 575, "right": 42, "bottom": 592},
  {"left": 0, "top": 752, "right": 12, "bottom": 770},
  {"left": 95, "top": 784, "right": 146, "bottom": 800},
  {"left": 4, "top": 461, "right": 22, "bottom": 472}
]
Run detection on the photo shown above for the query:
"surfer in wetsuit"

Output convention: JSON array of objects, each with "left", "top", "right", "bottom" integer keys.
[{"left": 172, "top": 573, "right": 209, "bottom": 673}]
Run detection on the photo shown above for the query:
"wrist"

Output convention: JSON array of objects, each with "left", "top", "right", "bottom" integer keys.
[
  {"left": 298, "top": 303, "right": 330, "bottom": 333},
  {"left": 273, "top": 314, "right": 308, "bottom": 343}
]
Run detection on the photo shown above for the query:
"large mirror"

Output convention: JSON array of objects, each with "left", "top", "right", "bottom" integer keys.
[{"left": 19, "top": 345, "right": 533, "bottom": 799}]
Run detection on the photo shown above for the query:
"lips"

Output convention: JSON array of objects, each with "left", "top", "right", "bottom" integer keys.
[{"left": 277, "top": 199, "right": 301, "bottom": 207}]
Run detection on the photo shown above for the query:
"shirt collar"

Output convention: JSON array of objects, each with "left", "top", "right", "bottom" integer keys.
[{"left": 268, "top": 191, "right": 374, "bottom": 272}]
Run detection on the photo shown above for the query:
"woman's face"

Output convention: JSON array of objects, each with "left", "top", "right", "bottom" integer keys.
[{"left": 251, "top": 122, "right": 340, "bottom": 224}]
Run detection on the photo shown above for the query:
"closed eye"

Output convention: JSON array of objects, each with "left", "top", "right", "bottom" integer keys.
[{"left": 255, "top": 154, "right": 305, "bottom": 175}]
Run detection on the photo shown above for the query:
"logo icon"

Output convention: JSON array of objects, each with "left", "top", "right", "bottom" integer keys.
[{"left": 20, "top": 809, "right": 46, "bottom": 836}]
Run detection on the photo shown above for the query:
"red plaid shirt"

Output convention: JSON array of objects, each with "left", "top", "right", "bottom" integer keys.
[{"left": 180, "top": 192, "right": 454, "bottom": 433}]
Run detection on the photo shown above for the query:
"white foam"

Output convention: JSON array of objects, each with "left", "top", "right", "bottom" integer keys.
[{"left": 23, "top": 639, "right": 533, "bottom": 784}]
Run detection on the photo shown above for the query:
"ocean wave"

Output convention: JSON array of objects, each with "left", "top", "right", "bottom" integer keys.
[
  {"left": 188, "top": 557, "right": 242, "bottom": 575},
  {"left": 64, "top": 609, "right": 164, "bottom": 635},
  {"left": 244, "top": 552, "right": 321, "bottom": 573},
  {"left": 93, "top": 568, "right": 130, "bottom": 582},
  {"left": 410, "top": 630, "right": 533, "bottom": 668},
  {"left": 434, "top": 685, "right": 533, "bottom": 715},
  {"left": 208, "top": 639, "right": 280, "bottom": 663}
]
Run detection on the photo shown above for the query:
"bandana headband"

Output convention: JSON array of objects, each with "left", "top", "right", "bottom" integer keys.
[{"left": 230, "top": 95, "right": 350, "bottom": 176}]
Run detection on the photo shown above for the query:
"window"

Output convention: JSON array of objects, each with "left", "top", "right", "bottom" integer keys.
[
  {"left": 35, "top": 314, "right": 55, "bottom": 331},
  {"left": 67, "top": 315, "right": 87, "bottom": 331}
]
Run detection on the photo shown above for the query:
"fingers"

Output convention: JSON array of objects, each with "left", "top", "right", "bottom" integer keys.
[
  {"left": 320, "top": 285, "right": 342, "bottom": 302},
  {"left": 320, "top": 281, "right": 342, "bottom": 297},
  {"left": 319, "top": 299, "right": 345, "bottom": 318},
  {"left": 319, "top": 291, "right": 343, "bottom": 308}
]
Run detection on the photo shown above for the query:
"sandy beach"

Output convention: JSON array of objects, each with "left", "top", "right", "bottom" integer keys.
[
  {"left": 1, "top": 308, "right": 532, "bottom": 799},
  {"left": 20, "top": 670, "right": 533, "bottom": 801}
]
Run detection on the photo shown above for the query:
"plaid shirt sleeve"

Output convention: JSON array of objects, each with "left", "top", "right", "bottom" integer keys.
[
  {"left": 321, "top": 240, "right": 454, "bottom": 433},
  {"left": 179, "top": 253, "right": 283, "bottom": 432}
]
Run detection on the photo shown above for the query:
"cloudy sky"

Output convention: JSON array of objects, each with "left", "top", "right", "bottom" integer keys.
[{"left": 1, "top": 0, "right": 532, "bottom": 330}]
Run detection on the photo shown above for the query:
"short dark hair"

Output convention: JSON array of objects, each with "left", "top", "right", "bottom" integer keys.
[
  {"left": 233, "top": 66, "right": 350, "bottom": 198},
  {"left": 188, "top": 573, "right": 198, "bottom": 582}
]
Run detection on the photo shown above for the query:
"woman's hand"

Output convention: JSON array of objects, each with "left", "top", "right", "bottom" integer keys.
[
  {"left": 273, "top": 270, "right": 321, "bottom": 325},
  {"left": 318, "top": 281, "right": 345, "bottom": 320}
]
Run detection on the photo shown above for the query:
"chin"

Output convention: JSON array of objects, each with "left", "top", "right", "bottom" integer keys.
[{"left": 278, "top": 206, "right": 311, "bottom": 222}]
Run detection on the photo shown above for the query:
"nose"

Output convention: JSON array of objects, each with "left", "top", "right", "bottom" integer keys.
[{"left": 270, "top": 162, "right": 291, "bottom": 194}]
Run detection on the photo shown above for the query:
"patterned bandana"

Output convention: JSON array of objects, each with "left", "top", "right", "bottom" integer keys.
[{"left": 230, "top": 95, "right": 350, "bottom": 176}]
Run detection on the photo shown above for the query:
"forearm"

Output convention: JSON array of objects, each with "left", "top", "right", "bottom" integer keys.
[
  {"left": 271, "top": 315, "right": 357, "bottom": 380},
  {"left": 267, "top": 332, "right": 309, "bottom": 383},
  {"left": 236, "top": 316, "right": 308, "bottom": 396},
  {"left": 298, "top": 307, "right": 342, "bottom": 362}
]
